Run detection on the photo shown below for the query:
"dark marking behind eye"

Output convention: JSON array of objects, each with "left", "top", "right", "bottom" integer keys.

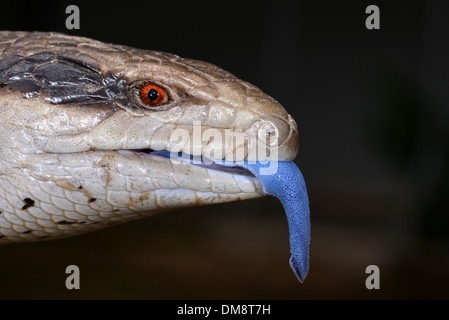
[
  {"left": 25, "top": 52, "right": 56, "bottom": 63},
  {"left": 6, "top": 62, "right": 36, "bottom": 79},
  {"left": 57, "top": 220, "right": 76, "bottom": 225},
  {"left": 0, "top": 55, "right": 22, "bottom": 73},
  {"left": 0, "top": 54, "right": 138, "bottom": 110},
  {"left": 34, "top": 62, "right": 101, "bottom": 85},
  {"left": 104, "top": 85, "right": 121, "bottom": 99},
  {"left": 42, "top": 85, "right": 110, "bottom": 104},
  {"left": 21, "top": 198, "right": 35, "bottom": 210},
  {"left": 9, "top": 79, "right": 40, "bottom": 97},
  {"left": 22, "top": 230, "right": 31, "bottom": 234}
]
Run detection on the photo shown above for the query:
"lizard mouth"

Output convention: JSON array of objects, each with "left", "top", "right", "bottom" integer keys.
[
  {"left": 129, "top": 148, "right": 255, "bottom": 177},
  {"left": 126, "top": 148, "right": 311, "bottom": 283}
]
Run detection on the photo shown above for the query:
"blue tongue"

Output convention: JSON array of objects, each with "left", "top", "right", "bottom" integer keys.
[
  {"left": 152, "top": 151, "right": 310, "bottom": 282},
  {"left": 224, "top": 161, "right": 310, "bottom": 282}
]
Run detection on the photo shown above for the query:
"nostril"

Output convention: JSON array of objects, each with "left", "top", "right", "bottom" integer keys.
[
  {"left": 247, "top": 115, "right": 291, "bottom": 147},
  {"left": 258, "top": 123, "right": 278, "bottom": 147},
  {"left": 246, "top": 114, "right": 299, "bottom": 161}
]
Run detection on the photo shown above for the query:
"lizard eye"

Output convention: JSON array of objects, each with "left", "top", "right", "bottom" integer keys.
[{"left": 139, "top": 84, "right": 168, "bottom": 106}]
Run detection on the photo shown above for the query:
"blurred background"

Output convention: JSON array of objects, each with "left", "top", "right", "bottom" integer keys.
[{"left": 0, "top": 0, "right": 448, "bottom": 299}]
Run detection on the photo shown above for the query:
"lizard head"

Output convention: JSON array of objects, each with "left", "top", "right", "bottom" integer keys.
[
  {"left": 0, "top": 32, "right": 299, "bottom": 159},
  {"left": 0, "top": 31, "right": 309, "bottom": 283},
  {"left": 0, "top": 31, "right": 300, "bottom": 239}
]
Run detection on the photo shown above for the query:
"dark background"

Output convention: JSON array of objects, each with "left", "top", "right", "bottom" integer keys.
[{"left": 0, "top": 0, "right": 448, "bottom": 299}]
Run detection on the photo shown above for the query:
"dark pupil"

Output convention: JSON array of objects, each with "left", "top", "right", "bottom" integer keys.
[{"left": 148, "top": 88, "right": 159, "bottom": 101}]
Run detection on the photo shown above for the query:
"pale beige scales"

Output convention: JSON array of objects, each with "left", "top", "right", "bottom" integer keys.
[{"left": 0, "top": 31, "right": 299, "bottom": 242}]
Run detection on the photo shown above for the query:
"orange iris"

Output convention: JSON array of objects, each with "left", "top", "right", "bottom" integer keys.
[{"left": 140, "top": 84, "right": 167, "bottom": 106}]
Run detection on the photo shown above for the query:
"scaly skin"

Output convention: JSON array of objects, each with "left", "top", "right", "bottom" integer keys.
[{"left": 0, "top": 31, "right": 299, "bottom": 242}]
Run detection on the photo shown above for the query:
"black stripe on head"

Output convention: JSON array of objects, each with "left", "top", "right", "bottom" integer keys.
[{"left": 0, "top": 53, "right": 128, "bottom": 106}]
